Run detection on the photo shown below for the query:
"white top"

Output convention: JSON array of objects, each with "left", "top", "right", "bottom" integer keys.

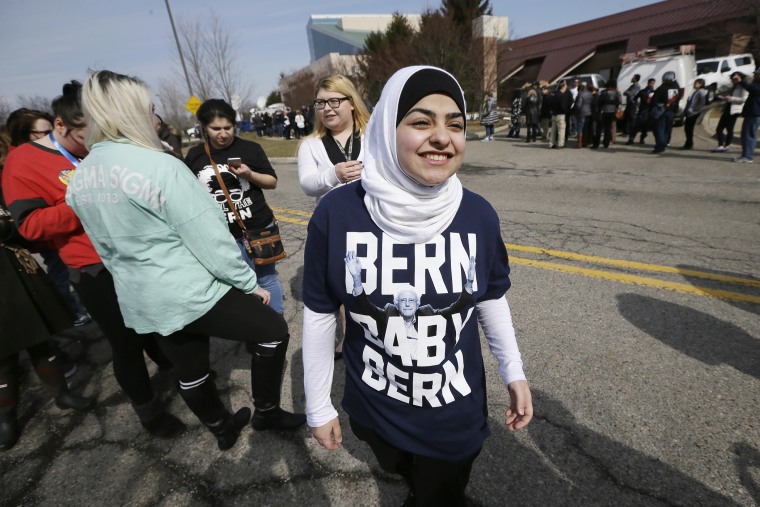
[
  {"left": 297, "top": 136, "right": 364, "bottom": 205},
  {"left": 726, "top": 85, "right": 749, "bottom": 116}
]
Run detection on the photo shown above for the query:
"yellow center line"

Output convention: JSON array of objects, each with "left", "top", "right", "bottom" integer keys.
[
  {"left": 506, "top": 243, "right": 760, "bottom": 288},
  {"left": 277, "top": 216, "right": 310, "bottom": 226},
  {"left": 269, "top": 205, "right": 758, "bottom": 303},
  {"left": 511, "top": 257, "right": 760, "bottom": 304},
  {"left": 271, "top": 206, "right": 314, "bottom": 218}
]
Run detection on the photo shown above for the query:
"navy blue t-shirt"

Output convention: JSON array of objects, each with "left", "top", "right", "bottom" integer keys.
[{"left": 303, "top": 182, "right": 511, "bottom": 461}]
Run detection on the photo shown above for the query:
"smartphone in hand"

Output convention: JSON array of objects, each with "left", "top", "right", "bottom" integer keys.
[{"left": 228, "top": 157, "right": 242, "bottom": 168}]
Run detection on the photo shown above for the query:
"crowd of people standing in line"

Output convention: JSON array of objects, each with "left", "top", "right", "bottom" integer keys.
[
  {"left": 248, "top": 106, "right": 311, "bottom": 140},
  {"left": 496, "top": 68, "right": 760, "bottom": 162}
]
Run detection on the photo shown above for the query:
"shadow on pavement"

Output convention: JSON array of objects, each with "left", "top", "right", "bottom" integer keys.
[
  {"left": 676, "top": 264, "right": 760, "bottom": 317},
  {"left": 467, "top": 389, "right": 741, "bottom": 506},
  {"left": 734, "top": 441, "right": 760, "bottom": 506},
  {"left": 616, "top": 293, "right": 760, "bottom": 379}
]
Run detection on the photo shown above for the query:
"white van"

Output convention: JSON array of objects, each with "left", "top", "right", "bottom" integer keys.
[
  {"left": 697, "top": 53, "right": 755, "bottom": 101},
  {"left": 617, "top": 46, "right": 697, "bottom": 120},
  {"left": 557, "top": 73, "right": 607, "bottom": 91}
]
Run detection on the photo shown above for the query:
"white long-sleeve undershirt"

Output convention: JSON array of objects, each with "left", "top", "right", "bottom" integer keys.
[{"left": 302, "top": 295, "right": 525, "bottom": 428}]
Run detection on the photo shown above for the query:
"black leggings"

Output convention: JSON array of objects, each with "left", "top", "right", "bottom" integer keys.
[
  {"left": 350, "top": 418, "right": 481, "bottom": 507},
  {"left": 157, "top": 288, "right": 288, "bottom": 385},
  {"left": 71, "top": 269, "right": 162, "bottom": 405}
]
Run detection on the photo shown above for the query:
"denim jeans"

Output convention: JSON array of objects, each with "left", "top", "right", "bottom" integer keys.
[
  {"left": 41, "top": 250, "right": 79, "bottom": 314},
  {"left": 236, "top": 237, "right": 284, "bottom": 314},
  {"left": 741, "top": 116, "right": 760, "bottom": 160},
  {"left": 654, "top": 111, "right": 675, "bottom": 150}
]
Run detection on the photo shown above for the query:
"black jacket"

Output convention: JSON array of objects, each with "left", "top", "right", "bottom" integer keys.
[
  {"left": 653, "top": 81, "right": 681, "bottom": 112},
  {"left": 550, "top": 90, "right": 572, "bottom": 116}
]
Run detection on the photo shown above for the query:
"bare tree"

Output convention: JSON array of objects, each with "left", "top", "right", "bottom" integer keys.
[
  {"left": 157, "top": 78, "right": 194, "bottom": 134},
  {"left": 16, "top": 95, "right": 53, "bottom": 114},
  {"left": 172, "top": 11, "right": 252, "bottom": 105},
  {"left": 204, "top": 13, "right": 252, "bottom": 104},
  {"left": 0, "top": 96, "right": 13, "bottom": 125},
  {"left": 280, "top": 68, "right": 317, "bottom": 110},
  {"left": 175, "top": 16, "right": 215, "bottom": 100}
]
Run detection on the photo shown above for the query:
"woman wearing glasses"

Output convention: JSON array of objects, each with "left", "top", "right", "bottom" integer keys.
[
  {"left": 297, "top": 75, "right": 370, "bottom": 205},
  {"left": 5, "top": 108, "right": 91, "bottom": 330},
  {"left": 6, "top": 108, "right": 54, "bottom": 146},
  {"left": 297, "top": 75, "right": 371, "bottom": 359}
]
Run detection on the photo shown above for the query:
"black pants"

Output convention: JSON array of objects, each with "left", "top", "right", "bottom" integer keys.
[
  {"left": 40, "top": 251, "right": 79, "bottom": 315},
  {"left": 71, "top": 269, "right": 166, "bottom": 405},
  {"left": 602, "top": 112, "right": 616, "bottom": 147},
  {"left": 683, "top": 114, "right": 698, "bottom": 148},
  {"left": 716, "top": 111, "right": 739, "bottom": 147},
  {"left": 157, "top": 288, "right": 289, "bottom": 413},
  {"left": 623, "top": 106, "right": 637, "bottom": 135},
  {"left": 629, "top": 113, "right": 650, "bottom": 142},
  {"left": 591, "top": 117, "right": 602, "bottom": 148},
  {"left": 350, "top": 418, "right": 481, "bottom": 506}
]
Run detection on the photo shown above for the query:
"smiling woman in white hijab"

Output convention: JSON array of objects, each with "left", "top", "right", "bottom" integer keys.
[{"left": 301, "top": 65, "right": 533, "bottom": 506}]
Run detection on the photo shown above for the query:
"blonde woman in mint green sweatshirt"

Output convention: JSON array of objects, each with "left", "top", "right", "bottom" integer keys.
[{"left": 66, "top": 70, "right": 304, "bottom": 450}]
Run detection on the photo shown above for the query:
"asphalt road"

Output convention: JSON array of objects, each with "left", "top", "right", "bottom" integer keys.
[{"left": 2, "top": 125, "right": 759, "bottom": 506}]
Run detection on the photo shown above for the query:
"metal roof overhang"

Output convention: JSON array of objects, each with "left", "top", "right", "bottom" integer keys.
[
  {"left": 549, "top": 49, "right": 597, "bottom": 83},
  {"left": 499, "top": 63, "right": 525, "bottom": 84}
]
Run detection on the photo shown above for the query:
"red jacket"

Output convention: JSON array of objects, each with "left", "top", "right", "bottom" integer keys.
[{"left": 1, "top": 142, "right": 101, "bottom": 268}]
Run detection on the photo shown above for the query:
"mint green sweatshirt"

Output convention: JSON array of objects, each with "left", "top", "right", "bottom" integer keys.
[{"left": 66, "top": 140, "right": 258, "bottom": 335}]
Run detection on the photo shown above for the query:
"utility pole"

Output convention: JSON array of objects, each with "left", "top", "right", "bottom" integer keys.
[{"left": 164, "top": 0, "right": 194, "bottom": 98}]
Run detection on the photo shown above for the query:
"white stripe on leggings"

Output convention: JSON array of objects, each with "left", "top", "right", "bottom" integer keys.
[{"left": 179, "top": 373, "right": 209, "bottom": 390}]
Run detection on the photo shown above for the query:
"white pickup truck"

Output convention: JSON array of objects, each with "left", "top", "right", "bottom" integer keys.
[{"left": 696, "top": 54, "right": 755, "bottom": 101}]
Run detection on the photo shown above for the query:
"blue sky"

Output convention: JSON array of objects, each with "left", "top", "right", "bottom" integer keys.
[{"left": 0, "top": 0, "right": 658, "bottom": 108}]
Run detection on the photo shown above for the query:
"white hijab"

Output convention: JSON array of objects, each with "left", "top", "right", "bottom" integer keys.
[{"left": 361, "top": 66, "right": 465, "bottom": 244}]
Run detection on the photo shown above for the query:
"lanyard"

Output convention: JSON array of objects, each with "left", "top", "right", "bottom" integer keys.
[
  {"left": 49, "top": 132, "right": 80, "bottom": 167},
  {"left": 332, "top": 117, "right": 356, "bottom": 162},
  {"left": 333, "top": 131, "right": 354, "bottom": 162}
]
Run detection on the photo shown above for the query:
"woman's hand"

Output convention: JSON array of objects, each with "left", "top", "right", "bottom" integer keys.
[
  {"left": 253, "top": 286, "right": 271, "bottom": 305},
  {"left": 229, "top": 163, "right": 277, "bottom": 189},
  {"left": 505, "top": 380, "right": 533, "bottom": 431},
  {"left": 335, "top": 160, "right": 363, "bottom": 184},
  {"left": 311, "top": 417, "right": 343, "bottom": 450},
  {"left": 228, "top": 162, "right": 254, "bottom": 178}
]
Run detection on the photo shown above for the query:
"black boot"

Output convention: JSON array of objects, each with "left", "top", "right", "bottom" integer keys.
[
  {"left": 28, "top": 344, "right": 95, "bottom": 411},
  {"left": 132, "top": 396, "right": 185, "bottom": 438},
  {"left": 178, "top": 376, "right": 249, "bottom": 450},
  {"left": 250, "top": 337, "right": 306, "bottom": 432},
  {"left": 0, "top": 407, "right": 19, "bottom": 451},
  {"left": 251, "top": 406, "right": 306, "bottom": 432},
  {"left": 55, "top": 391, "right": 95, "bottom": 411},
  {"left": 207, "top": 407, "right": 252, "bottom": 450},
  {"left": 0, "top": 358, "right": 19, "bottom": 451},
  {"left": 0, "top": 408, "right": 19, "bottom": 451}
]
